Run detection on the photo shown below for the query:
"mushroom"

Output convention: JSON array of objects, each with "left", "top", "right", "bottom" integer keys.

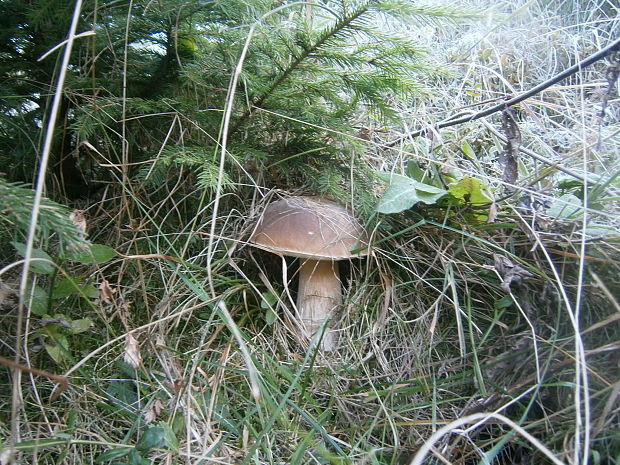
[{"left": 250, "top": 196, "right": 369, "bottom": 350}]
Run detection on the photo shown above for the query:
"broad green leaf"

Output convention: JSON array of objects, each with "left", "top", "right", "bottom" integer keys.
[
  {"left": 70, "top": 318, "right": 93, "bottom": 334},
  {"left": 67, "top": 243, "right": 117, "bottom": 264},
  {"left": 45, "top": 333, "right": 69, "bottom": 364},
  {"left": 12, "top": 242, "right": 55, "bottom": 274},
  {"left": 460, "top": 141, "right": 484, "bottom": 171},
  {"left": 376, "top": 172, "right": 447, "bottom": 214},
  {"left": 128, "top": 449, "right": 150, "bottom": 465},
  {"left": 260, "top": 291, "right": 278, "bottom": 310},
  {"left": 461, "top": 140, "right": 476, "bottom": 159},
  {"left": 27, "top": 284, "right": 49, "bottom": 316},
  {"left": 105, "top": 378, "right": 139, "bottom": 412},
  {"left": 547, "top": 194, "right": 582, "bottom": 219},
  {"left": 52, "top": 279, "right": 81, "bottom": 299},
  {"left": 82, "top": 283, "right": 100, "bottom": 298},
  {"left": 557, "top": 178, "right": 584, "bottom": 191},
  {"left": 584, "top": 224, "right": 618, "bottom": 238},
  {"left": 265, "top": 308, "right": 277, "bottom": 325},
  {"left": 52, "top": 279, "right": 99, "bottom": 300},
  {"left": 405, "top": 160, "right": 426, "bottom": 182},
  {"left": 494, "top": 295, "right": 513, "bottom": 309},
  {"left": 44, "top": 345, "right": 61, "bottom": 363},
  {"left": 136, "top": 426, "right": 166, "bottom": 453},
  {"left": 448, "top": 177, "right": 492, "bottom": 206},
  {"left": 159, "top": 421, "right": 179, "bottom": 452}
]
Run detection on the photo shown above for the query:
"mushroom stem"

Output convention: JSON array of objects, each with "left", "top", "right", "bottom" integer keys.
[{"left": 296, "top": 259, "right": 342, "bottom": 350}]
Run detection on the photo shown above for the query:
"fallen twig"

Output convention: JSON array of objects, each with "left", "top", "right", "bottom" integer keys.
[{"left": 0, "top": 356, "right": 68, "bottom": 402}]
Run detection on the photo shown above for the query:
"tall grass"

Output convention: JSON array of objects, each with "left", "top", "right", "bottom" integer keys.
[{"left": 1, "top": 0, "right": 619, "bottom": 464}]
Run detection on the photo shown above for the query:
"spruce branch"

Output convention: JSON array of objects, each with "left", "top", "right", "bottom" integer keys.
[
  {"left": 232, "top": 2, "right": 372, "bottom": 131},
  {"left": 0, "top": 179, "right": 88, "bottom": 249}
]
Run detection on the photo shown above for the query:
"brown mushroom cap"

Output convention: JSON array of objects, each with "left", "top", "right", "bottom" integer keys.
[{"left": 250, "top": 196, "right": 369, "bottom": 260}]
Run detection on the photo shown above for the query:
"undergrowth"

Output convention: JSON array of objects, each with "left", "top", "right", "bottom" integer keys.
[{"left": 0, "top": 0, "right": 619, "bottom": 464}]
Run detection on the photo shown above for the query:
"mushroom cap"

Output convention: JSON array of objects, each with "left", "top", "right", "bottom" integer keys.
[{"left": 250, "top": 196, "right": 369, "bottom": 260}]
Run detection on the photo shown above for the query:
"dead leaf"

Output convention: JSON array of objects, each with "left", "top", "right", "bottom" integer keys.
[
  {"left": 373, "top": 275, "right": 392, "bottom": 332},
  {"left": 494, "top": 254, "right": 535, "bottom": 293},
  {"left": 67, "top": 210, "right": 89, "bottom": 251},
  {"left": 99, "top": 279, "right": 116, "bottom": 304},
  {"left": 124, "top": 333, "right": 141, "bottom": 369},
  {"left": 0, "top": 280, "right": 17, "bottom": 311},
  {"left": 69, "top": 210, "right": 87, "bottom": 235},
  {"left": 170, "top": 378, "right": 183, "bottom": 394},
  {"left": 143, "top": 398, "right": 164, "bottom": 424}
]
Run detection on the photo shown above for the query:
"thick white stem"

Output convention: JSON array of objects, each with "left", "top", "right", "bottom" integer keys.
[{"left": 296, "top": 259, "right": 342, "bottom": 350}]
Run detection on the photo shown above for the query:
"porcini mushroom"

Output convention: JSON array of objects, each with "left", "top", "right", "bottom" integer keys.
[{"left": 250, "top": 196, "right": 369, "bottom": 350}]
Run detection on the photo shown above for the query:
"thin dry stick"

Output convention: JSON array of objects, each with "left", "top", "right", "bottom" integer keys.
[
  {"left": 205, "top": 20, "right": 262, "bottom": 402},
  {"left": 480, "top": 119, "right": 591, "bottom": 185},
  {"left": 0, "top": 357, "right": 68, "bottom": 402},
  {"left": 12, "top": 0, "right": 84, "bottom": 446}
]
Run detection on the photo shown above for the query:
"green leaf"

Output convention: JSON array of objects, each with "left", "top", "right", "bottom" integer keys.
[
  {"left": 128, "top": 449, "right": 150, "bottom": 465},
  {"left": 260, "top": 292, "right": 278, "bottom": 325},
  {"left": 376, "top": 172, "right": 447, "bottom": 214},
  {"left": 82, "top": 283, "right": 100, "bottom": 298},
  {"left": 52, "top": 279, "right": 99, "bottom": 300},
  {"left": 94, "top": 447, "right": 133, "bottom": 463},
  {"left": 45, "top": 333, "right": 69, "bottom": 364},
  {"left": 557, "top": 177, "right": 584, "bottom": 191},
  {"left": 494, "top": 295, "right": 513, "bottom": 310},
  {"left": 159, "top": 421, "right": 179, "bottom": 452},
  {"left": 460, "top": 140, "right": 476, "bottom": 159},
  {"left": 70, "top": 318, "right": 93, "bottom": 334},
  {"left": 12, "top": 242, "right": 55, "bottom": 274},
  {"left": 67, "top": 243, "right": 117, "bottom": 264},
  {"left": 405, "top": 160, "right": 426, "bottom": 182},
  {"left": 547, "top": 193, "right": 582, "bottom": 219},
  {"left": 27, "top": 284, "right": 49, "bottom": 316},
  {"left": 584, "top": 224, "right": 618, "bottom": 238},
  {"left": 105, "top": 378, "right": 139, "bottom": 413},
  {"left": 52, "top": 279, "right": 80, "bottom": 299},
  {"left": 265, "top": 308, "right": 277, "bottom": 326},
  {"left": 136, "top": 426, "right": 166, "bottom": 453},
  {"left": 12, "top": 438, "right": 67, "bottom": 452},
  {"left": 448, "top": 177, "right": 492, "bottom": 206},
  {"left": 260, "top": 291, "right": 278, "bottom": 310}
]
